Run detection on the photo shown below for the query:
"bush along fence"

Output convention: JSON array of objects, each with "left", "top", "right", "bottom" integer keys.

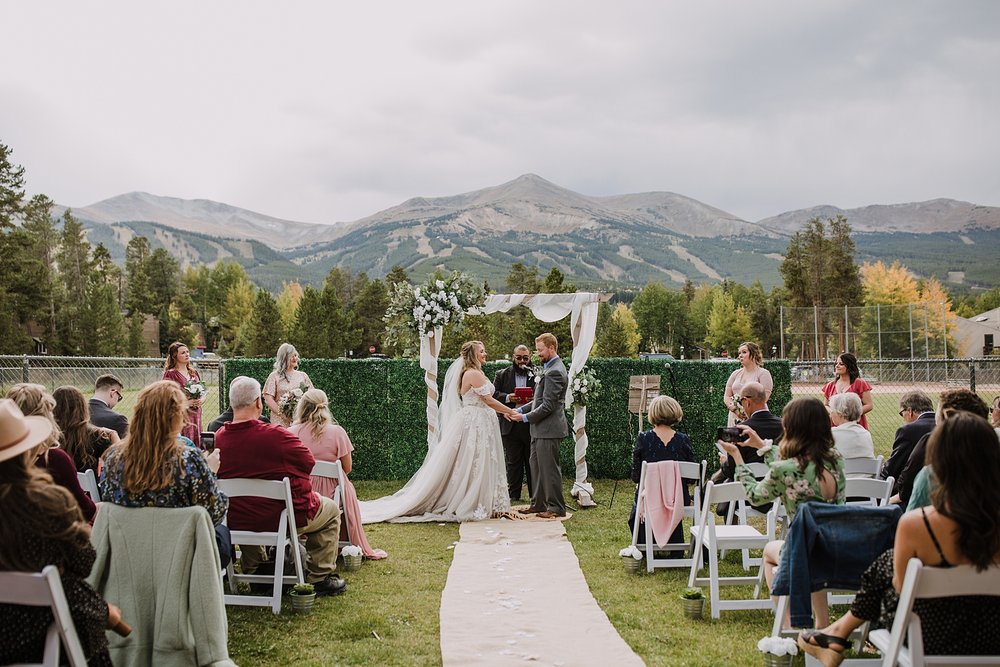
[{"left": 222, "top": 358, "right": 791, "bottom": 481}]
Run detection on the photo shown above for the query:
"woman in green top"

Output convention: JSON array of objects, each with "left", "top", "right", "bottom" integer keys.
[{"left": 719, "top": 396, "right": 846, "bottom": 628}]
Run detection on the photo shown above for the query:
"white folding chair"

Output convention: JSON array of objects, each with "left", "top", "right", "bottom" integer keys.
[
  {"left": 869, "top": 558, "right": 1000, "bottom": 666},
  {"left": 843, "top": 455, "right": 884, "bottom": 478},
  {"left": 217, "top": 477, "right": 305, "bottom": 614},
  {"left": 310, "top": 459, "right": 351, "bottom": 550},
  {"left": 76, "top": 469, "right": 100, "bottom": 502},
  {"left": 844, "top": 476, "right": 894, "bottom": 507},
  {"left": 0, "top": 565, "right": 88, "bottom": 666},
  {"left": 688, "top": 481, "right": 777, "bottom": 618},
  {"left": 629, "top": 459, "right": 706, "bottom": 572},
  {"left": 724, "top": 462, "right": 779, "bottom": 570}
]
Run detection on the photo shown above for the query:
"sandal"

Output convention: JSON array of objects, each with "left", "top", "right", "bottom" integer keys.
[{"left": 797, "top": 630, "right": 850, "bottom": 667}]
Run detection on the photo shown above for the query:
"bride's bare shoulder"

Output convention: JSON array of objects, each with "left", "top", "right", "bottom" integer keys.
[{"left": 461, "top": 368, "right": 487, "bottom": 390}]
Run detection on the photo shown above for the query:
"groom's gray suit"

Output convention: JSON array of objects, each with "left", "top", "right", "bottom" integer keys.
[{"left": 522, "top": 355, "right": 568, "bottom": 515}]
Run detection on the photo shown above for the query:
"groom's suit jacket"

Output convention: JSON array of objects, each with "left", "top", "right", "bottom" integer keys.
[
  {"left": 492, "top": 364, "right": 534, "bottom": 436},
  {"left": 524, "top": 357, "right": 569, "bottom": 440}
]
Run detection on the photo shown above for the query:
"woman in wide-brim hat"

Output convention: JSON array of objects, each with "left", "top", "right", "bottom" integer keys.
[{"left": 0, "top": 399, "right": 127, "bottom": 666}]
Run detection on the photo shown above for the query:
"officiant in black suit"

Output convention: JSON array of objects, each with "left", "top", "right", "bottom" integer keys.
[{"left": 493, "top": 344, "right": 534, "bottom": 501}]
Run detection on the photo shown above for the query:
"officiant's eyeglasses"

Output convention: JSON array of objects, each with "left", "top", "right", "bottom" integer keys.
[{"left": 513, "top": 355, "right": 530, "bottom": 361}]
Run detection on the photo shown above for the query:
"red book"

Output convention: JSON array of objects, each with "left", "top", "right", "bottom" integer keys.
[{"left": 514, "top": 387, "right": 534, "bottom": 403}]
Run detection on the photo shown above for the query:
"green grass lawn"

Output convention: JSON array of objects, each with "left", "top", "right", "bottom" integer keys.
[{"left": 226, "top": 479, "right": 800, "bottom": 666}]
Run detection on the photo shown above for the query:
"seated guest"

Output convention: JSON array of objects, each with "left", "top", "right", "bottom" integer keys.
[
  {"left": 881, "top": 391, "right": 934, "bottom": 489},
  {"left": 799, "top": 412, "right": 1000, "bottom": 665},
  {"left": 206, "top": 406, "right": 269, "bottom": 433},
  {"left": 54, "top": 385, "right": 118, "bottom": 472},
  {"left": 829, "top": 392, "right": 875, "bottom": 460},
  {"left": 89, "top": 374, "right": 129, "bottom": 439},
  {"left": 290, "top": 389, "right": 387, "bottom": 559},
  {"left": 892, "top": 388, "right": 989, "bottom": 507},
  {"left": 6, "top": 383, "right": 95, "bottom": 522},
  {"left": 215, "top": 376, "right": 346, "bottom": 596},
  {"left": 717, "top": 381, "right": 783, "bottom": 482},
  {"left": 627, "top": 395, "right": 694, "bottom": 547},
  {"left": 0, "top": 399, "right": 125, "bottom": 666},
  {"left": 724, "top": 397, "right": 846, "bottom": 628},
  {"left": 991, "top": 395, "right": 1000, "bottom": 430},
  {"left": 99, "top": 381, "right": 231, "bottom": 567}
]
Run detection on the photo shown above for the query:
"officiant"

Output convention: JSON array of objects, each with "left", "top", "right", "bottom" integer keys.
[{"left": 493, "top": 344, "right": 534, "bottom": 502}]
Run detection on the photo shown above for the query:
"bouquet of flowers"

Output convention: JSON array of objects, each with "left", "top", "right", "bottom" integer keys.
[
  {"left": 384, "top": 271, "right": 486, "bottom": 337},
  {"left": 570, "top": 365, "right": 601, "bottom": 407},
  {"left": 757, "top": 636, "right": 798, "bottom": 662},
  {"left": 732, "top": 391, "right": 747, "bottom": 420},
  {"left": 183, "top": 379, "right": 207, "bottom": 400},
  {"left": 278, "top": 381, "right": 310, "bottom": 419}
]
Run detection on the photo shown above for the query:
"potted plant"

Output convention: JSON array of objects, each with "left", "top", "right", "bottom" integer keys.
[
  {"left": 341, "top": 544, "right": 363, "bottom": 572},
  {"left": 289, "top": 583, "right": 316, "bottom": 614},
  {"left": 618, "top": 545, "right": 643, "bottom": 573},
  {"left": 756, "top": 636, "right": 798, "bottom": 667},
  {"left": 680, "top": 587, "right": 705, "bottom": 619}
]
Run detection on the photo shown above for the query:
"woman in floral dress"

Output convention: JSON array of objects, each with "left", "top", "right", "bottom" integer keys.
[
  {"left": 719, "top": 396, "right": 846, "bottom": 628},
  {"left": 263, "top": 343, "right": 312, "bottom": 428},
  {"left": 162, "top": 341, "right": 203, "bottom": 447}
]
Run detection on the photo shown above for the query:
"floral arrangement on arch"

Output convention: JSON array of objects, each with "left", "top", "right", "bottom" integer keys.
[
  {"left": 570, "top": 365, "right": 601, "bottom": 407},
  {"left": 384, "top": 271, "right": 486, "bottom": 337}
]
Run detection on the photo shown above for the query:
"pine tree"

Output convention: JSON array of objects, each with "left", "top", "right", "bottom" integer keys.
[
  {"left": 289, "top": 287, "right": 330, "bottom": 358},
  {"left": 54, "top": 211, "right": 92, "bottom": 354},
  {"left": 705, "top": 290, "right": 753, "bottom": 356},
  {"left": 351, "top": 278, "right": 389, "bottom": 356},
  {"left": 247, "top": 288, "right": 284, "bottom": 357},
  {"left": 222, "top": 279, "right": 255, "bottom": 355},
  {"left": 81, "top": 244, "right": 126, "bottom": 355}
]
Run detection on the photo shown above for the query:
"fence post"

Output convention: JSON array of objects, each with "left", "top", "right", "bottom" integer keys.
[
  {"left": 970, "top": 360, "right": 976, "bottom": 393},
  {"left": 877, "top": 304, "right": 882, "bottom": 361},
  {"left": 21, "top": 355, "right": 29, "bottom": 383},
  {"left": 779, "top": 306, "right": 785, "bottom": 359},
  {"left": 844, "top": 305, "right": 849, "bottom": 353},
  {"left": 219, "top": 359, "right": 226, "bottom": 412},
  {"left": 908, "top": 304, "right": 915, "bottom": 383},
  {"left": 814, "top": 305, "right": 820, "bottom": 360}
]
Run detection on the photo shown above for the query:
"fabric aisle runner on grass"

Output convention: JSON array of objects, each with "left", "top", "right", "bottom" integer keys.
[{"left": 439, "top": 517, "right": 644, "bottom": 666}]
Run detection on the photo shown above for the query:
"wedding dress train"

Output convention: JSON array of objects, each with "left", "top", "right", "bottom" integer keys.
[{"left": 358, "top": 380, "right": 511, "bottom": 523}]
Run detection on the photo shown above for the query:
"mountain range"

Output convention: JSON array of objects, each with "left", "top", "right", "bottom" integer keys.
[{"left": 58, "top": 174, "right": 1000, "bottom": 291}]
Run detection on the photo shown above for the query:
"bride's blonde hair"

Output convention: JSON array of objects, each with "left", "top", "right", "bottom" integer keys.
[
  {"left": 458, "top": 340, "right": 484, "bottom": 395},
  {"left": 293, "top": 388, "right": 337, "bottom": 439}
]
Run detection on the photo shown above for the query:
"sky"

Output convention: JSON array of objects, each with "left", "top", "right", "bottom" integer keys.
[{"left": 2, "top": 1, "right": 998, "bottom": 226}]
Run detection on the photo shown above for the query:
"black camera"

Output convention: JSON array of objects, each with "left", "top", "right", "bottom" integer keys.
[{"left": 715, "top": 426, "right": 743, "bottom": 444}]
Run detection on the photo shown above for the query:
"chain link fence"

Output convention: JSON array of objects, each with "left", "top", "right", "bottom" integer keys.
[
  {"left": 790, "top": 357, "right": 1000, "bottom": 458},
  {"left": 0, "top": 355, "right": 224, "bottom": 422}
]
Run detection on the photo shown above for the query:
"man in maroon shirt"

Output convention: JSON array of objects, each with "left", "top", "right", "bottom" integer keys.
[{"left": 216, "top": 376, "right": 346, "bottom": 596}]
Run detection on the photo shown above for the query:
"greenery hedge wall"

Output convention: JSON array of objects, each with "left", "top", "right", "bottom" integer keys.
[{"left": 222, "top": 358, "right": 790, "bottom": 481}]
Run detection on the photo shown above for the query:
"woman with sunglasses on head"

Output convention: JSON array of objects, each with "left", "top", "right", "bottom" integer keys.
[{"left": 822, "top": 352, "right": 873, "bottom": 430}]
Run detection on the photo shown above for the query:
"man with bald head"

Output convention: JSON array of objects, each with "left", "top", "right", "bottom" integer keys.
[{"left": 719, "top": 381, "right": 783, "bottom": 481}]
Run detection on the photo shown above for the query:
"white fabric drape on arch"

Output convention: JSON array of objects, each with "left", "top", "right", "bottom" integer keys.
[{"left": 417, "top": 292, "right": 605, "bottom": 498}]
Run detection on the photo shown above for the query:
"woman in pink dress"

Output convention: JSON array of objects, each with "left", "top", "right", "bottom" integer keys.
[
  {"left": 290, "top": 388, "right": 387, "bottom": 560},
  {"left": 822, "top": 352, "right": 873, "bottom": 430},
  {"left": 162, "top": 341, "right": 203, "bottom": 447},
  {"left": 263, "top": 343, "right": 312, "bottom": 428},
  {"left": 723, "top": 341, "right": 773, "bottom": 426}
]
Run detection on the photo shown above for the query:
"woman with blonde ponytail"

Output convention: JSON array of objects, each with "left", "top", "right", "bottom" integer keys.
[{"left": 291, "top": 389, "right": 387, "bottom": 559}]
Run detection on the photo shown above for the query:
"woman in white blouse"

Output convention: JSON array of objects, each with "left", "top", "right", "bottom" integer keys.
[{"left": 829, "top": 392, "right": 875, "bottom": 460}]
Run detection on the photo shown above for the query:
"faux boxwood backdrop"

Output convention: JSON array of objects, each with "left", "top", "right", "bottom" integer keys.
[{"left": 222, "top": 358, "right": 790, "bottom": 481}]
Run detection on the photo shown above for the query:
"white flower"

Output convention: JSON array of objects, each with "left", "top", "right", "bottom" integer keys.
[
  {"left": 436, "top": 280, "right": 445, "bottom": 289},
  {"left": 340, "top": 544, "right": 362, "bottom": 557},
  {"left": 618, "top": 545, "right": 642, "bottom": 560},
  {"left": 581, "top": 387, "right": 588, "bottom": 394}
]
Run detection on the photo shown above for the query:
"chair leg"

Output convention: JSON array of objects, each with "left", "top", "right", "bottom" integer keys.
[
  {"left": 271, "top": 541, "right": 287, "bottom": 614},
  {"left": 708, "top": 539, "right": 722, "bottom": 619}
]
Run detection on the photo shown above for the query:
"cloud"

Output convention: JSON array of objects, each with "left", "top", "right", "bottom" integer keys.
[{"left": 1, "top": 0, "right": 997, "bottom": 225}]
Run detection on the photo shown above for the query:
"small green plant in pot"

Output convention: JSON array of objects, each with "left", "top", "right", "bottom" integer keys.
[
  {"left": 680, "top": 587, "right": 705, "bottom": 619},
  {"left": 289, "top": 583, "right": 316, "bottom": 614}
]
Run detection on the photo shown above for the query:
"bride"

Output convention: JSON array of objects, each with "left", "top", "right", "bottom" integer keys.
[{"left": 359, "top": 340, "right": 518, "bottom": 523}]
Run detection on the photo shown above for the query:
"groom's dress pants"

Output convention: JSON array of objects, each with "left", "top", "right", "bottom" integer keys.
[{"left": 530, "top": 437, "right": 566, "bottom": 515}]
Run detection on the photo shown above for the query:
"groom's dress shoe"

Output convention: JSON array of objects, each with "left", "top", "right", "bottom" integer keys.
[{"left": 518, "top": 507, "right": 540, "bottom": 514}]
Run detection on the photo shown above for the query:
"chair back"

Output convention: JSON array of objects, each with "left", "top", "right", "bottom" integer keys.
[
  {"left": 844, "top": 476, "right": 893, "bottom": 506},
  {"left": 843, "top": 455, "right": 882, "bottom": 478},
  {"left": 744, "top": 462, "right": 770, "bottom": 479},
  {"left": 0, "top": 565, "right": 88, "bottom": 666},
  {"left": 311, "top": 459, "right": 345, "bottom": 506},
  {"left": 77, "top": 469, "right": 100, "bottom": 502},
  {"left": 874, "top": 558, "right": 1000, "bottom": 666}
]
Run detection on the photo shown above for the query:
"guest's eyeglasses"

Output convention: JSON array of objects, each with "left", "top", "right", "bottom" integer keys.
[
  {"left": 513, "top": 355, "right": 530, "bottom": 361},
  {"left": 898, "top": 408, "right": 909, "bottom": 417},
  {"left": 112, "top": 389, "right": 124, "bottom": 400}
]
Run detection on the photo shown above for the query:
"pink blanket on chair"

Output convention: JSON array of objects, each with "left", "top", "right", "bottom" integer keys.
[{"left": 643, "top": 461, "right": 684, "bottom": 548}]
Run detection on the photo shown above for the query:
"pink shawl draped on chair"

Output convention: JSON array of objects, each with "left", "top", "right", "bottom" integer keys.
[{"left": 641, "top": 461, "right": 685, "bottom": 548}]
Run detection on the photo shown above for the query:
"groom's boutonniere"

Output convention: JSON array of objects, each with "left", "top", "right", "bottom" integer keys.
[{"left": 532, "top": 366, "right": 548, "bottom": 384}]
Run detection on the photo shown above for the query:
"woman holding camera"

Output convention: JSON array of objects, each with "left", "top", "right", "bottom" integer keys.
[{"left": 719, "top": 396, "right": 846, "bottom": 627}]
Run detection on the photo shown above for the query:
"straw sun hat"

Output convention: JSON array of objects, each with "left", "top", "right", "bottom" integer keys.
[{"left": 0, "top": 398, "right": 53, "bottom": 463}]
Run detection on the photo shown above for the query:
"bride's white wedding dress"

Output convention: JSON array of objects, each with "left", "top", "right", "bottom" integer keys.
[{"left": 358, "top": 379, "right": 511, "bottom": 523}]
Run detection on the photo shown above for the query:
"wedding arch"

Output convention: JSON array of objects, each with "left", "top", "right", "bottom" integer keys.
[{"left": 418, "top": 292, "right": 611, "bottom": 506}]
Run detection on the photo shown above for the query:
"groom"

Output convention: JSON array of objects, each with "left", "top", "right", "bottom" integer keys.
[{"left": 507, "top": 333, "right": 568, "bottom": 518}]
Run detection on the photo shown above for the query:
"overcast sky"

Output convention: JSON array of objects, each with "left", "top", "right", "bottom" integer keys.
[{"left": 2, "top": 1, "right": 997, "bottom": 226}]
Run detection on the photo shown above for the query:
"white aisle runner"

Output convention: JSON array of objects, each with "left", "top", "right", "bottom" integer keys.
[{"left": 439, "top": 518, "right": 644, "bottom": 666}]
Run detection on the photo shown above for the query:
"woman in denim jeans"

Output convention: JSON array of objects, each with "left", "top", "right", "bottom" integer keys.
[{"left": 719, "top": 396, "right": 846, "bottom": 628}]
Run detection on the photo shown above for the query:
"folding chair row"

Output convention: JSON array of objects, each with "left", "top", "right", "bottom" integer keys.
[
  {"left": 310, "top": 459, "right": 353, "bottom": 551},
  {"left": 842, "top": 455, "right": 884, "bottom": 479},
  {"left": 0, "top": 565, "right": 88, "bottom": 666}
]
